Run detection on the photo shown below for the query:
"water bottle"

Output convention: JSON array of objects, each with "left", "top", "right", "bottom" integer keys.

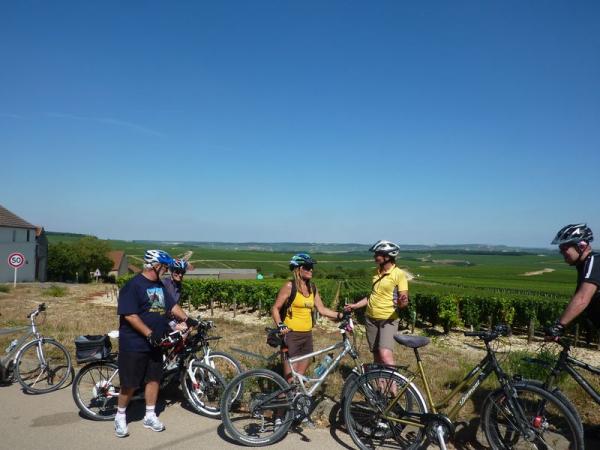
[
  {"left": 5, "top": 339, "right": 18, "bottom": 353},
  {"left": 314, "top": 354, "right": 333, "bottom": 377}
]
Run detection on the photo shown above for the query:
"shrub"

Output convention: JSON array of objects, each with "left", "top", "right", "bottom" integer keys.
[
  {"left": 0, "top": 285, "right": 10, "bottom": 293},
  {"left": 43, "top": 285, "right": 68, "bottom": 297}
]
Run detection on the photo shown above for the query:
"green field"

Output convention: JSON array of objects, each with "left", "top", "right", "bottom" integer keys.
[{"left": 48, "top": 233, "right": 573, "bottom": 298}]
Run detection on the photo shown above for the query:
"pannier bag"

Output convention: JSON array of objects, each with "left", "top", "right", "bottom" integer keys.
[{"left": 75, "top": 335, "right": 112, "bottom": 363}]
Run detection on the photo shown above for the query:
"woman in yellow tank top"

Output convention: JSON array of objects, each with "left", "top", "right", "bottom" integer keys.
[{"left": 271, "top": 253, "right": 343, "bottom": 382}]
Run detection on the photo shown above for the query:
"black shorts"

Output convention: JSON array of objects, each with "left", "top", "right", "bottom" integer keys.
[
  {"left": 118, "top": 350, "right": 163, "bottom": 389},
  {"left": 284, "top": 331, "right": 313, "bottom": 358}
]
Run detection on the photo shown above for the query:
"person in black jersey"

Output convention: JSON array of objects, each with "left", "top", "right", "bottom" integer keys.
[{"left": 546, "top": 223, "right": 600, "bottom": 337}]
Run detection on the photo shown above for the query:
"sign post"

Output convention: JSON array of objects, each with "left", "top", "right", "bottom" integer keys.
[{"left": 8, "top": 252, "right": 26, "bottom": 288}]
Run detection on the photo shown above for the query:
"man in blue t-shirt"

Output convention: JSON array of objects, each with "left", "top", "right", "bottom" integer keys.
[
  {"left": 114, "top": 250, "right": 198, "bottom": 438},
  {"left": 546, "top": 224, "right": 600, "bottom": 337}
]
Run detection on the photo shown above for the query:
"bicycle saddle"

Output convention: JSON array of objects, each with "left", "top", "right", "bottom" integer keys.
[{"left": 393, "top": 334, "right": 430, "bottom": 348}]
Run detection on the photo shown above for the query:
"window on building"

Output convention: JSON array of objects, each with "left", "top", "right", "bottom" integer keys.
[
  {"left": 12, "top": 229, "right": 16, "bottom": 242},
  {"left": 27, "top": 229, "right": 30, "bottom": 242}
]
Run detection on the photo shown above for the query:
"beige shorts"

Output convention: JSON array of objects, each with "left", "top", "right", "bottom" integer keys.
[{"left": 365, "top": 316, "right": 399, "bottom": 352}]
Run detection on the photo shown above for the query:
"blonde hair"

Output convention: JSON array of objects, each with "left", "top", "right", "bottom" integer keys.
[{"left": 291, "top": 268, "right": 312, "bottom": 294}]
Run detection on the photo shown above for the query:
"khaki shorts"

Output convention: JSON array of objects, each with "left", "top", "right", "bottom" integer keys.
[{"left": 365, "top": 316, "right": 399, "bottom": 352}]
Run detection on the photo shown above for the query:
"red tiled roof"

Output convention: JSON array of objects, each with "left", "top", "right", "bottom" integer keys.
[
  {"left": 0, "top": 204, "right": 36, "bottom": 229},
  {"left": 128, "top": 264, "right": 141, "bottom": 274},
  {"left": 107, "top": 250, "right": 125, "bottom": 271}
]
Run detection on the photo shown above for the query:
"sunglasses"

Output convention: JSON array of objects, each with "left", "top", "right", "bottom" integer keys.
[
  {"left": 172, "top": 270, "right": 185, "bottom": 275},
  {"left": 558, "top": 244, "right": 573, "bottom": 253},
  {"left": 300, "top": 265, "right": 314, "bottom": 271}
]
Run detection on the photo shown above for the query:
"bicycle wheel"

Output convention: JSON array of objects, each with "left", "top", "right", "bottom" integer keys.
[
  {"left": 15, "top": 339, "right": 72, "bottom": 394},
  {"left": 180, "top": 360, "right": 226, "bottom": 418},
  {"left": 482, "top": 382, "right": 583, "bottom": 450},
  {"left": 523, "top": 379, "right": 584, "bottom": 436},
  {"left": 72, "top": 361, "right": 120, "bottom": 421},
  {"left": 204, "top": 350, "right": 243, "bottom": 401},
  {"left": 220, "top": 368, "right": 294, "bottom": 447},
  {"left": 344, "top": 369, "right": 428, "bottom": 450}
]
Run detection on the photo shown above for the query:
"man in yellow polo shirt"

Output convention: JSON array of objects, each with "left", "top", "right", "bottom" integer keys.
[{"left": 346, "top": 240, "right": 409, "bottom": 367}]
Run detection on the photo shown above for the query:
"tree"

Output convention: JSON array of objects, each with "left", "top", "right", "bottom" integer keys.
[
  {"left": 47, "top": 236, "right": 113, "bottom": 282},
  {"left": 47, "top": 242, "right": 79, "bottom": 282},
  {"left": 74, "top": 237, "right": 113, "bottom": 282}
]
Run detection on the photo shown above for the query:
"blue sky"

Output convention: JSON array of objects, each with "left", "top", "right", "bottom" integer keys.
[{"left": 1, "top": 1, "right": 599, "bottom": 247}]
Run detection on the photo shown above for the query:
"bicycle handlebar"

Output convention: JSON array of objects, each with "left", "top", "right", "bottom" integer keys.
[
  {"left": 27, "top": 303, "right": 46, "bottom": 319},
  {"left": 464, "top": 324, "right": 510, "bottom": 340}
]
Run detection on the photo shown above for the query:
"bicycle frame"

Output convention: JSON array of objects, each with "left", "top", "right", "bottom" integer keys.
[
  {"left": 287, "top": 337, "right": 359, "bottom": 396},
  {"left": 0, "top": 310, "right": 42, "bottom": 376},
  {"left": 383, "top": 340, "right": 508, "bottom": 429},
  {"left": 542, "top": 341, "right": 600, "bottom": 405}
]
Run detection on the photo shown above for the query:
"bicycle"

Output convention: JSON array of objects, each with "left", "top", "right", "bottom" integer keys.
[
  {"left": 192, "top": 319, "right": 243, "bottom": 402},
  {"left": 522, "top": 335, "right": 600, "bottom": 433},
  {"left": 219, "top": 312, "right": 405, "bottom": 447},
  {"left": 72, "top": 321, "right": 226, "bottom": 420},
  {"left": 344, "top": 325, "right": 583, "bottom": 450},
  {"left": 0, "top": 303, "right": 72, "bottom": 394}
]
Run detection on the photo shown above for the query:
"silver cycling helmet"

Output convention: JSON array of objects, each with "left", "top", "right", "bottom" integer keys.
[{"left": 369, "top": 240, "right": 400, "bottom": 257}]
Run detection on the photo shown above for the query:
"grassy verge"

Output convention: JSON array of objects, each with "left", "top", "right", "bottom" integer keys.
[{"left": 0, "top": 282, "right": 598, "bottom": 433}]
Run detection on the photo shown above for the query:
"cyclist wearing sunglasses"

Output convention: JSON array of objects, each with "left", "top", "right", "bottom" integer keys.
[
  {"left": 163, "top": 259, "right": 189, "bottom": 305},
  {"left": 547, "top": 224, "right": 600, "bottom": 338},
  {"left": 163, "top": 259, "right": 191, "bottom": 332},
  {"left": 271, "top": 253, "right": 343, "bottom": 382},
  {"left": 345, "top": 240, "right": 409, "bottom": 368}
]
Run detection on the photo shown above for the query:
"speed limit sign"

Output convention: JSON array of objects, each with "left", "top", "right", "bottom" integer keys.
[
  {"left": 8, "top": 252, "right": 25, "bottom": 269},
  {"left": 8, "top": 252, "right": 25, "bottom": 287}
]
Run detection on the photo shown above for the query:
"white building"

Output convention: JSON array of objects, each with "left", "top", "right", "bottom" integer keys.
[{"left": 0, "top": 205, "right": 46, "bottom": 283}]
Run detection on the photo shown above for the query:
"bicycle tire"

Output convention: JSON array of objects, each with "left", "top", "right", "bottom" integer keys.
[
  {"left": 204, "top": 351, "right": 243, "bottom": 401},
  {"left": 522, "top": 379, "right": 584, "bottom": 435},
  {"left": 72, "top": 360, "right": 120, "bottom": 421},
  {"left": 344, "top": 369, "right": 428, "bottom": 450},
  {"left": 15, "top": 338, "right": 72, "bottom": 394},
  {"left": 220, "top": 368, "right": 294, "bottom": 447},
  {"left": 482, "top": 382, "right": 583, "bottom": 450},
  {"left": 180, "top": 360, "right": 226, "bottom": 418}
]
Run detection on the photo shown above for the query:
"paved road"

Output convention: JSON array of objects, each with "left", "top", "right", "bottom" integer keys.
[{"left": 0, "top": 382, "right": 356, "bottom": 450}]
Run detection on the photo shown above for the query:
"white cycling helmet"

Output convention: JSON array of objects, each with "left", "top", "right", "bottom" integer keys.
[{"left": 369, "top": 240, "right": 400, "bottom": 257}]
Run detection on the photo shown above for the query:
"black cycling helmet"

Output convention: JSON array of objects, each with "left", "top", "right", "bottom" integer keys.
[
  {"left": 289, "top": 253, "right": 316, "bottom": 271},
  {"left": 551, "top": 223, "right": 594, "bottom": 246}
]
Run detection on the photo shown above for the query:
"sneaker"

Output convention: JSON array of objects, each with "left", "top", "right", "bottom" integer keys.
[
  {"left": 143, "top": 415, "right": 165, "bottom": 432},
  {"left": 301, "top": 417, "right": 316, "bottom": 429},
  {"left": 114, "top": 419, "right": 129, "bottom": 438},
  {"left": 274, "top": 418, "right": 283, "bottom": 430}
]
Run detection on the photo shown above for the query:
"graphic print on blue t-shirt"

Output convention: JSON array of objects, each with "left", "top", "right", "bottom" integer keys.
[{"left": 146, "top": 287, "right": 166, "bottom": 312}]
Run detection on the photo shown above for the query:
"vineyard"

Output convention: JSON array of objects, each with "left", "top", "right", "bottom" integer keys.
[{"left": 117, "top": 273, "right": 584, "bottom": 342}]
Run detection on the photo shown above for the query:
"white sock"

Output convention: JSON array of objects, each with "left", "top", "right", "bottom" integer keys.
[
  {"left": 115, "top": 407, "right": 126, "bottom": 423},
  {"left": 145, "top": 405, "right": 156, "bottom": 419}
]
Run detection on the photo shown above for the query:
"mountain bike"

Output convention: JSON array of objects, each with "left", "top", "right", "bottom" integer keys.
[
  {"left": 522, "top": 335, "right": 600, "bottom": 433},
  {"left": 72, "top": 322, "right": 226, "bottom": 420},
  {"left": 220, "top": 312, "right": 407, "bottom": 447},
  {"left": 344, "top": 325, "right": 583, "bottom": 450},
  {"left": 0, "top": 303, "right": 72, "bottom": 394}
]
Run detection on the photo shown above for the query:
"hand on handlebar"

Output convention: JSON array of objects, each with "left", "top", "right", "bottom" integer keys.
[
  {"left": 146, "top": 330, "right": 162, "bottom": 347},
  {"left": 277, "top": 322, "right": 290, "bottom": 335},
  {"left": 545, "top": 320, "right": 565, "bottom": 341},
  {"left": 185, "top": 317, "right": 199, "bottom": 328}
]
